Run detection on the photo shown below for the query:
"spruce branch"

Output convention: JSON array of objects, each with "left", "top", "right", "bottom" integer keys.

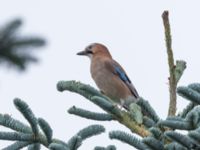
[
  {"left": 149, "top": 127, "right": 162, "bottom": 140},
  {"left": 143, "top": 116, "right": 156, "bottom": 128},
  {"left": 106, "top": 145, "right": 117, "bottom": 150},
  {"left": 38, "top": 118, "right": 53, "bottom": 144},
  {"left": 0, "top": 113, "right": 32, "bottom": 133},
  {"left": 0, "top": 98, "right": 106, "bottom": 149},
  {"left": 185, "top": 106, "right": 200, "bottom": 129},
  {"left": 0, "top": 19, "right": 22, "bottom": 40},
  {"left": 57, "top": 80, "right": 103, "bottom": 100},
  {"left": 9, "top": 37, "right": 45, "bottom": 48},
  {"left": 189, "top": 83, "right": 200, "bottom": 93},
  {"left": 158, "top": 119, "right": 192, "bottom": 130},
  {"left": 142, "top": 136, "right": 164, "bottom": 150},
  {"left": 14, "top": 98, "right": 39, "bottom": 136},
  {"left": 164, "top": 131, "right": 199, "bottom": 149},
  {"left": 2, "top": 141, "right": 32, "bottom": 150},
  {"left": 158, "top": 113, "right": 200, "bottom": 130},
  {"left": 94, "top": 145, "right": 116, "bottom": 150},
  {"left": 165, "top": 142, "right": 187, "bottom": 150},
  {"left": 177, "top": 86, "right": 200, "bottom": 104},
  {"left": 91, "top": 96, "right": 121, "bottom": 117},
  {"left": 179, "top": 102, "right": 197, "bottom": 118},
  {"left": 57, "top": 80, "right": 151, "bottom": 137},
  {"left": 51, "top": 139, "right": 68, "bottom": 148},
  {"left": 48, "top": 143, "right": 70, "bottom": 150},
  {"left": 0, "top": 131, "right": 34, "bottom": 141},
  {"left": 109, "top": 131, "right": 148, "bottom": 150},
  {"left": 76, "top": 124, "right": 105, "bottom": 140},
  {"left": 136, "top": 98, "right": 160, "bottom": 123},
  {"left": 67, "top": 124, "right": 105, "bottom": 150},
  {"left": 67, "top": 135, "right": 82, "bottom": 150},
  {"left": 0, "top": 18, "right": 46, "bottom": 70},
  {"left": 28, "top": 143, "right": 41, "bottom": 150},
  {"left": 68, "top": 106, "right": 114, "bottom": 121},
  {"left": 129, "top": 103, "right": 143, "bottom": 124},
  {"left": 188, "top": 130, "right": 200, "bottom": 144}
]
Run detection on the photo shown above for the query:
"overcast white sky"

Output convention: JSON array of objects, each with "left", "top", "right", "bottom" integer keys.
[{"left": 0, "top": 1, "right": 200, "bottom": 149}]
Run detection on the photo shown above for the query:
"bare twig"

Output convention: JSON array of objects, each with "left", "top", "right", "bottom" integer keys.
[{"left": 162, "top": 11, "right": 177, "bottom": 116}]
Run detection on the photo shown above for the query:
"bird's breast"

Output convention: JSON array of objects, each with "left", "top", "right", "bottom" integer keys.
[{"left": 90, "top": 60, "right": 132, "bottom": 102}]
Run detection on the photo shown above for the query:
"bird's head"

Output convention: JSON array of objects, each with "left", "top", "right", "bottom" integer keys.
[{"left": 77, "top": 43, "right": 112, "bottom": 59}]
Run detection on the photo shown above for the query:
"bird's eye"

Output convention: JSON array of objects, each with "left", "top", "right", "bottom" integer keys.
[{"left": 88, "top": 45, "right": 93, "bottom": 49}]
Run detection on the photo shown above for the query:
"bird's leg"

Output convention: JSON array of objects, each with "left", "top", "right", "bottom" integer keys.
[
  {"left": 119, "top": 99, "right": 126, "bottom": 110},
  {"left": 119, "top": 99, "right": 130, "bottom": 111}
]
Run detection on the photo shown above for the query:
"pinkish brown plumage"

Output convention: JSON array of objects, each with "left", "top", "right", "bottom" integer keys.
[{"left": 77, "top": 43, "right": 139, "bottom": 109}]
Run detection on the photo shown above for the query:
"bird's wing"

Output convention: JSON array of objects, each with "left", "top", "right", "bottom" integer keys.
[{"left": 105, "top": 59, "right": 139, "bottom": 98}]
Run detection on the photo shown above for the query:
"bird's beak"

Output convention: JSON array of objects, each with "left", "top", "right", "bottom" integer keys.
[{"left": 77, "top": 50, "right": 87, "bottom": 56}]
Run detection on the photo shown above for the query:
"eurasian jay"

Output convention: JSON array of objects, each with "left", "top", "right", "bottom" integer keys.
[{"left": 77, "top": 43, "right": 139, "bottom": 109}]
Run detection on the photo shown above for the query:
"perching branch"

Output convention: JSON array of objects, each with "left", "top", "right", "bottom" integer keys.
[
  {"left": 57, "top": 80, "right": 151, "bottom": 137},
  {"left": 57, "top": 80, "right": 200, "bottom": 149}
]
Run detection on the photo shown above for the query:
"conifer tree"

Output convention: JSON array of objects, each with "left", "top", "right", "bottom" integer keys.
[
  {"left": 0, "top": 18, "right": 45, "bottom": 71},
  {"left": 0, "top": 11, "right": 199, "bottom": 150}
]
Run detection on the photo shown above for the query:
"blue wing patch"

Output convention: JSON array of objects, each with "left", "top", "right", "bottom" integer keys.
[
  {"left": 105, "top": 60, "right": 139, "bottom": 98},
  {"left": 115, "top": 66, "right": 131, "bottom": 83}
]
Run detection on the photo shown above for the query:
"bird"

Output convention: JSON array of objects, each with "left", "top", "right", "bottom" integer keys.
[{"left": 77, "top": 43, "right": 139, "bottom": 110}]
